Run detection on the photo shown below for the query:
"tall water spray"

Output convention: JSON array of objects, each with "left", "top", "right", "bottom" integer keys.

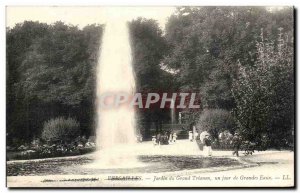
[{"left": 95, "top": 20, "right": 137, "bottom": 166}]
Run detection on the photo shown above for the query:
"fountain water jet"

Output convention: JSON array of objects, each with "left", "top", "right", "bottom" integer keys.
[{"left": 90, "top": 19, "right": 142, "bottom": 168}]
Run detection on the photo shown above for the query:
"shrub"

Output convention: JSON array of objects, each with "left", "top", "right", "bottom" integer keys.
[
  {"left": 11, "top": 143, "right": 96, "bottom": 160},
  {"left": 41, "top": 117, "right": 80, "bottom": 143},
  {"left": 196, "top": 109, "right": 235, "bottom": 140}
]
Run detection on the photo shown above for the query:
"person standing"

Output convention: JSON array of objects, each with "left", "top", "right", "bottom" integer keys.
[
  {"left": 172, "top": 132, "right": 177, "bottom": 143},
  {"left": 168, "top": 132, "right": 173, "bottom": 144},
  {"left": 232, "top": 133, "right": 242, "bottom": 157},
  {"left": 162, "top": 132, "right": 168, "bottom": 145},
  {"left": 189, "top": 131, "right": 193, "bottom": 142},
  {"left": 152, "top": 136, "right": 157, "bottom": 146},
  {"left": 203, "top": 135, "right": 212, "bottom": 156},
  {"left": 156, "top": 133, "right": 161, "bottom": 146}
]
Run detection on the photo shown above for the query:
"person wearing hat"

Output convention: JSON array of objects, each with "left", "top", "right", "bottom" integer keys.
[
  {"left": 231, "top": 132, "right": 242, "bottom": 157},
  {"left": 203, "top": 134, "right": 212, "bottom": 156}
]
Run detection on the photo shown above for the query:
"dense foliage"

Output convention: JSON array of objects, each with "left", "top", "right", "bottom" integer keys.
[
  {"left": 42, "top": 117, "right": 80, "bottom": 142},
  {"left": 7, "top": 7, "right": 294, "bottom": 149},
  {"left": 7, "top": 21, "right": 103, "bottom": 144},
  {"left": 129, "top": 18, "right": 173, "bottom": 139},
  {"left": 196, "top": 109, "right": 236, "bottom": 139},
  {"left": 163, "top": 7, "right": 294, "bottom": 148},
  {"left": 232, "top": 29, "right": 294, "bottom": 148},
  {"left": 163, "top": 7, "right": 293, "bottom": 109}
]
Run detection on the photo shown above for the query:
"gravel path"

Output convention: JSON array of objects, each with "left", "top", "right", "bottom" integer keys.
[{"left": 7, "top": 140, "right": 294, "bottom": 187}]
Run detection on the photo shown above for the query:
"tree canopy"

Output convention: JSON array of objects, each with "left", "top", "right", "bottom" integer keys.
[
  {"left": 163, "top": 6, "right": 294, "bottom": 147},
  {"left": 7, "top": 21, "right": 103, "bottom": 142},
  {"left": 7, "top": 7, "right": 294, "bottom": 148}
]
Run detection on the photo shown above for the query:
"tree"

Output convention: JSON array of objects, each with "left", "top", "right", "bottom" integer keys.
[
  {"left": 129, "top": 18, "right": 172, "bottom": 138},
  {"left": 163, "top": 6, "right": 293, "bottom": 110},
  {"left": 129, "top": 18, "right": 170, "bottom": 91},
  {"left": 7, "top": 21, "right": 50, "bottom": 142},
  {"left": 232, "top": 29, "right": 294, "bottom": 148},
  {"left": 6, "top": 21, "right": 103, "bottom": 143}
]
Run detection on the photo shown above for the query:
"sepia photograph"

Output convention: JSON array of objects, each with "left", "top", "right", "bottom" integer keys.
[{"left": 5, "top": 5, "right": 295, "bottom": 188}]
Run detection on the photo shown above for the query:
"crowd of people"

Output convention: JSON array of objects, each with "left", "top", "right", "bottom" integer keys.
[
  {"left": 199, "top": 132, "right": 244, "bottom": 157},
  {"left": 149, "top": 130, "right": 244, "bottom": 157},
  {"left": 152, "top": 132, "right": 177, "bottom": 146}
]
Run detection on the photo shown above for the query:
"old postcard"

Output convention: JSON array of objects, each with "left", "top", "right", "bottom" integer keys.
[{"left": 6, "top": 6, "right": 295, "bottom": 188}]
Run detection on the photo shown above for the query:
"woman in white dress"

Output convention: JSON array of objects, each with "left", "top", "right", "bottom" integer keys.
[
  {"left": 152, "top": 136, "right": 157, "bottom": 146},
  {"left": 172, "top": 133, "right": 177, "bottom": 143}
]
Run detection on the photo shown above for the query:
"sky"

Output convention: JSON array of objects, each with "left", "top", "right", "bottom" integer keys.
[{"left": 6, "top": 6, "right": 176, "bottom": 30}]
